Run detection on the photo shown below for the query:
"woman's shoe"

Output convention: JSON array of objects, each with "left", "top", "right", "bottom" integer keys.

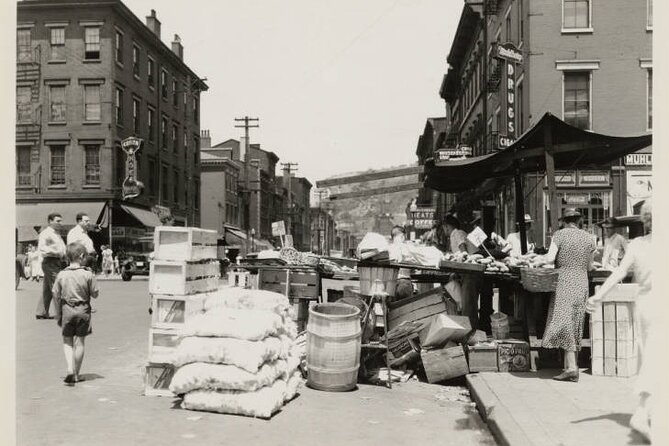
[{"left": 553, "top": 369, "right": 579, "bottom": 382}]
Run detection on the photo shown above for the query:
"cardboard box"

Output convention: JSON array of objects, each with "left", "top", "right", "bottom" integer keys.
[
  {"left": 466, "top": 343, "right": 499, "bottom": 372},
  {"left": 420, "top": 345, "right": 469, "bottom": 383},
  {"left": 419, "top": 314, "right": 472, "bottom": 348},
  {"left": 497, "top": 340, "right": 531, "bottom": 372}
]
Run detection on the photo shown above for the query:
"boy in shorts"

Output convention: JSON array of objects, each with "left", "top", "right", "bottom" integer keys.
[{"left": 52, "top": 242, "right": 100, "bottom": 384}]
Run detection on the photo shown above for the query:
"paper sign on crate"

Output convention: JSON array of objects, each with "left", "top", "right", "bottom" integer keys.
[{"left": 467, "top": 226, "right": 488, "bottom": 248}]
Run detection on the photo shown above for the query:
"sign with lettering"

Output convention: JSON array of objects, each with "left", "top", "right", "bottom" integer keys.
[
  {"left": 498, "top": 135, "right": 515, "bottom": 149},
  {"left": 121, "top": 136, "right": 144, "bottom": 200},
  {"left": 579, "top": 171, "right": 610, "bottom": 186},
  {"left": 271, "top": 220, "right": 286, "bottom": 237},
  {"left": 497, "top": 340, "right": 530, "bottom": 372},
  {"left": 467, "top": 226, "right": 488, "bottom": 248},
  {"left": 495, "top": 42, "right": 524, "bottom": 64},
  {"left": 554, "top": 171, "right": 577, "bottom": 187},
  {"left": 436, "top": 146, "right": 473, "bottom": 163},
  {"left": 409, "top": 207, "right": 436, "bottom": 229},
  {"left": 563, "top": 192, "right": 589, "bottom": 205},
  {"left": 505, "top": 61, "right": 516, "bottom": 140},
  {"left": 625, "top": 154, "right": 652, "bottom": 166}
]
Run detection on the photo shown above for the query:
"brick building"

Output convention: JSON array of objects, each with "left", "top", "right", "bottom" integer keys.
[
  {"left": 424, "top": 0, "right": 652, "bottom": 245},
  {"left": 15, "top": 0, "right": 207, "bottom": 248},
  {"left": 277, "top": 173, "right": 312, "bottom": 251}
]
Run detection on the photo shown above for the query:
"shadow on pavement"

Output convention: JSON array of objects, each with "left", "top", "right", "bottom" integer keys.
[
  {"left": 78, "top": 373, "right": 105, "bottom": 382},
  {"left": 509, "top": 368, "right": 563, "bottom": 380},
  {"left": 571, "top": 412, "right": 631, "bottom": 428}
]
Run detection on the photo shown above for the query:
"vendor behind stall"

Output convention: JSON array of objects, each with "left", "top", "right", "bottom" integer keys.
[
  {"left": 505, "top": 214, "right": 535, "bottom": 257},
  {"left": 599, "top": 217, "right": 627, "bottom": 270}
]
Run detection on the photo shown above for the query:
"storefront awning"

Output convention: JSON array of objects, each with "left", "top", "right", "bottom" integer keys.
[
  {"left": 254, "top": 239, "right": 275, "bottom": 251},
  {"left": 119, "top": 204, "right": 162, "bottom": 227},
  {"left": 424, "top": 113, "right": 652, "bottom": 193},
  {"left": 16, "top": 202, "right": 107, "bottom": 228},
  {"left": 223, "top": 226, "right": 247, "bottom": 248}
]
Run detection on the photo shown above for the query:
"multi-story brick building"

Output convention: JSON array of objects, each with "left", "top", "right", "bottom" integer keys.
[
  {"left": 15, "top": 0, "right": 207, "bottom": 248},
  {"left": 425, "top": 0, "right": 652, "bottom": 244},
  {"left": 277, "top": 173, "right": 312, "bottom": 251}
]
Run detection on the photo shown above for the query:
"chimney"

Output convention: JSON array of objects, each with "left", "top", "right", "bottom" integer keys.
[
  {"left": 146, "top": 9, "right": 161, "bottom": 38},
  {"left": 171, "top": 34, "right": 183, "bottom": 60},
  {"left": 200, "top": 129, "right": 211, "bottom": 149}
]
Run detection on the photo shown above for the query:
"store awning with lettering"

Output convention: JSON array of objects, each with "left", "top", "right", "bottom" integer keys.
[
  {"left": 424, "top": 113, "right": 652, "bottom": 193},
  {"left": 16, "top": 201, "right": 107, "bottom": 228}
]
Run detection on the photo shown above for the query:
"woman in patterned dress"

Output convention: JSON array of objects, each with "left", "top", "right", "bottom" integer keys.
[{"left": 542, "top": 209, "right": 596, "bottom": 382}]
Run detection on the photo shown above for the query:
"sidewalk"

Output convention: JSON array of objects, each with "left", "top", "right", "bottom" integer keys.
[{"left": 466, "top": 369, "right": 647, "bottom": 446}]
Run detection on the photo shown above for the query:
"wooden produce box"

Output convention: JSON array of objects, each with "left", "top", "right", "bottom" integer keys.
[
  {"left": 153, "top": 227, "right": 218, "bottom": 262},
  {"left": 467, "top": 343, "right": 499, "bottom": 372},
  {"left": 387, "top": 287, "right": 450, "bottom": 331},
  {"left": 358, "top": 265, "right": 398, "bottom": 296},
  {"left": 419, "top": 314, "right": 471, "bottom": 348},
  {"left": 289, "top": 297, "right": 314, "bottom": 333},
  {"left": 148, "top": 328, "right": 181, "bottom": 364},
  {"left": 497, "top": 340, "right": 531, "bottom": 372},
  {"left": 150, "top": 293, "right": 208, "bottom": 330},
  {"left": 421, "top": 345, "right": 469, "bottom": 383},
  {"left": 144, "top": 362, "right": 176, "bottom": 397},
  {"left": 258, "top": 267, "right": 320, "bottom": 300},
  {"left": 227, "top": 269, "right": 251, "bottom": 288},
  {"left": 590, "top": 284, "right": 638, "bottom": 377},
  {"left": 388, "top": 333, "right": 420, "bottom": 360},
  {"left": 149, "top": 260, "right": 220, "bottom": 295}
]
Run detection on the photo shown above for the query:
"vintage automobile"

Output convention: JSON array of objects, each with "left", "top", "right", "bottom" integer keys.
[{"left": 120, "top": 236, "right": 154, "bottom": 281}]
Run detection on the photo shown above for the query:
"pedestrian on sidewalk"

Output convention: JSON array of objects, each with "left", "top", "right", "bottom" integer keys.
[
  {"left": 587, "top": 200, "right": 654, "bottom": 442},
  {"left": 28, "top": 244, "right": 44, "bottom": 282},
  {"left": 67, "top": 212, "right": 97, "bottom": 269},
  {"left": 541, "top": 209, "right": 596, "bottom": 382},
  {"left": 37, "top": 213, "right": 67, "bottom": 319},
  {"left": 101, "top": 245, "right": 113, "bottom": 277},
  {"left": 52, "top": 242, "right": 100, "bottom": 384}
]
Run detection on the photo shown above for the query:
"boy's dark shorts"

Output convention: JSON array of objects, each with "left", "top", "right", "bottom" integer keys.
[{"left": 61, "top": 304, "right": 92, "bottom": 337}]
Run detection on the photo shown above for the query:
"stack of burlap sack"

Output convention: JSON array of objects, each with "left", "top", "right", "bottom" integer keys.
[{"left": 168, "top": 288, "right": 303, "bottom": 419}]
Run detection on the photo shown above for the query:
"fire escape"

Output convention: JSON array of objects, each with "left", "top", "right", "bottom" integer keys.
[{"left": 16, "top": 44, "right": 42, "bottom": 193}]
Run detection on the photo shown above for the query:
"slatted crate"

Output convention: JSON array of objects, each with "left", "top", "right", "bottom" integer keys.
[
  {"left": 590, "top": 284, "right": 638, "bottom": 377},
  {"left": 148, "top": 328, "right": 181, "bottom": 364},
  {"left": 387, "top": 287, "right": 451, "bottom": 331},
  {"left": 150, "top": 292, "right": 208, "bottom": 329},
  {"left": 149, "top": 260, "right": 220, "bottom": 295},
  {"left": 153, "top": 227, "right": 218, "bottom": 261},
  {"left": 143, "top": 362, "right": 176, "bottom": 397},
  {"left": 257, "top": 267, "right": 320, "bottom": 300}
]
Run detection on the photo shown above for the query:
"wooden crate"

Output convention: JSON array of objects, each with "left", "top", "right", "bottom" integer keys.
[
  {"left": 150, "top": 293, "right": 208, "bottom": 329},
  {"left": 466, "top": 343, "right": 499, "bottom": 372},
  {"left": 358, "top": 265, "right": 398, "bottom": 296},
  {"left": 148, "top": 328, "right": 181, "bottom": 364},
  {"left": 497, "top": 340, "right": 531, "bottom": 372},
  {"left": 387, "top": 287, "right": 449, "bottom": 331},
  {"left": 289, "top": 297, "right": 314, "bottom": 332},
  {"left": 258, "top": 267, "right": 320, "bottom": 299},
  {"left": 227, "top": 269, "right": 250, "bottom": 288},
  {"left": 153, "top": 227, "right": 218, "bottom": 261},
  {"left": 144, "top": 362, "right": 176, "bottom": 397},
  {"left": 590, "top": 284, "right": 638, "bottom": 377},
  {"left": 421, "top": 345, "right": 469, "bottom": 383},
  {"left": 149, "top": 260, "right": 220, "bottom": 295}
]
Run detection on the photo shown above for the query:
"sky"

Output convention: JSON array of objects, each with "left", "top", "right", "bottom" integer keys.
[{"left": 121, "top": 0, "right": 462, "bottom": 185}]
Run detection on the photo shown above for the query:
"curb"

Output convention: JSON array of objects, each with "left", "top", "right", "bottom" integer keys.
[{"left": 466, "top": 374, "right": 534, "bottom": 446}]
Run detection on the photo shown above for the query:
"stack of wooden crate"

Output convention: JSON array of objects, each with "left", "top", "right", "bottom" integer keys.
[
  {"left": 257, "top": 266, "right": 319, "bottom": 332},
  {"left": 590, "top": 284, "right": 638, "bottom": 377},
  {"left": 144, "top": 227, "right": 220, "bottom": 397}
]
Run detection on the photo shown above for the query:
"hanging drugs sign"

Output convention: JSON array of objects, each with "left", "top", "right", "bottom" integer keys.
[{"left": 121, "top": 136, "right": 144, "bottom": 200}]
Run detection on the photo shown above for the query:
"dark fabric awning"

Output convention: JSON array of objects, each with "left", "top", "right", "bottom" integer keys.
[
  {"left": 120, "top": 205, "right": 162, "bottom": 227},
  {"left": 424, "top": 113, "right": 652, "bottom": 193},
  {"left": 224, "top": 226, "right": 247, "bottom": 248},
  {"left": 16, "top": 202, "right": 107, "bottom": 227}
]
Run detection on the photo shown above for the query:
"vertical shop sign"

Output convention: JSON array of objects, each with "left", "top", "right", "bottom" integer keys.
[
  {"left": 121, "top": 136, "right": 144, "bottom": 200},
  {"left": 495, "top": 43, "right": 523, "bottom": 149}
]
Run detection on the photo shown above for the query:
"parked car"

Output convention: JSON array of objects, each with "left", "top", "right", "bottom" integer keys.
[{"left": 120, "top": 236, "right": 154, "bottom": 281}]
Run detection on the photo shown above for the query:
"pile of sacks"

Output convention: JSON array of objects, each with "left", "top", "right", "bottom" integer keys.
[{"left": 168, "top": 288, "right": 303, "bottom": 419}]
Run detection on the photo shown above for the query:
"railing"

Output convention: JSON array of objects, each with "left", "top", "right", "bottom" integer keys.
[{"left": 17, "top": 45, "right": 40, "bottom": 64}]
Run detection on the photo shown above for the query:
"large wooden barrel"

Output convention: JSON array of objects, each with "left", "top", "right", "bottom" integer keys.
[{"left": 307, "top": 303, "right": 362, "bottom": 392}]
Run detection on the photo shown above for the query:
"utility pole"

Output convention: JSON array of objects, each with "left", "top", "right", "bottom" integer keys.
[
  {"left": 234, "top": 116, "right": 259, "bottom": 255},
  {"left": 315, "top": 189, "right": 328, "bottom": 255},
  {"left": 281, "top": 162, "right": 299, "bottom": 238}
]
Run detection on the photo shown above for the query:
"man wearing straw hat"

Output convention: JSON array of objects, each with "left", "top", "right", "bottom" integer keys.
[{"left": 599, "top": 217, "right": 627, "bottom": 270}]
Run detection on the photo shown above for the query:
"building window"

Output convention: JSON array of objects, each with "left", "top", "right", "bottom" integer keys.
[
  {"left": 519, "top": 0, "right": 524, "bottom": 43},
  {"left": 563, "top": 71, "right": 590, "bottom": 130},
  {"left": 115, "top": 30, "right": 124, "bottom": 64},
  {"left": 183, "top": 128, "right": 188, "bottom": 163},
  {"left": 161, "top": 165, "right": 169, "bottom": 202},
  {"left": 647, "top": 0, "right": 653, "bottom": 28},
  {"left": 84, "top": 27, "right": 100, "bottom": 60},
  {"left": 161, "top": 117, "right": 168, "bottom": 149},
  {"left": 173, "top": 169, "right": 180, "bottom": 205},
  {"left": 172, "top": 79, "right": 178, "bottom": 107},
  {"left": 49, "top": 85, "right": 66, "bottom": 122},
  {"left": 84, "top": 145, "right": 100, "bottom": 185},
  {"left": 193, "top": 97, "right": 199, "bottom": 123},
  {"left": 194, "top": 179, "right": 200, "bottom": 209},
  {"left": 148, "top": 58, "right": 155, "bottom": 88},
  {"left": 50, "top": 145, "right": 66, "bottom": 186},
  {"left": 172, "top": 125, "right": 178, "bottom": 152},
  {"left": 50, "top": 28, "right": 65, "bottom": 61},
  {"left": 183, "top": 84, "right": 188, "bottom": 112},
  {"left": 115, "top": 147, "right": 124, "bottom": 187},
  {"left": 132, "top": 45, "right": 140, "bottom": 77},
  {"left": 132, "top": 98, "right": 140, "bottom": 134},
  {"left": 161, "top": 70, "right": 168, "bottom": 99},
  {"left": 505, "top": 14, "right": 512, "bottom": 42},
  {"left": 17, "top": 29, "right": 32, "bottom": 63},
  {"left": 16, "top": 146, "right": 31, "bottom": 186},
  {"left": 647, "top": 69, "right": 652, "bottom": 130},
  {"left": 563, "top": 0, "right": 590, "bottom": 30},
  {"left": 17, "top": 86, "right": 32, "bottom": 122},
  {"left": 84, "top": 84, "right": 101, "bottom": 122},
  {"left": 148, "top": 107, "right": 155, "bottom": 142},
  {"left": 193, "top": 136, "right": 199, "bottom": 168},
  {"left": 115, "top": 87, "right": 124, "bottom": 126},
  {"left": 148, "top": 158, "right": 156, "bottom": 195}
]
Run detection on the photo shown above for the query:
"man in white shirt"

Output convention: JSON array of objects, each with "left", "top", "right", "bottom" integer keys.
[
  {"left": 505, "top": 214, "right": 535, "bottom": 257},
  {"left": 600, "top": 219, "right": 627, "bottom": 270},
  {"left": 67, "top": 212, "right": 96, "bottom": 269},
  {"left": 37, "top": 213, "right": 67, "bottom": 319}
]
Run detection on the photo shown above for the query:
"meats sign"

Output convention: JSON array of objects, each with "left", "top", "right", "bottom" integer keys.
[{"left": 410, "top": 207, "right": 436, "bottom": 229}]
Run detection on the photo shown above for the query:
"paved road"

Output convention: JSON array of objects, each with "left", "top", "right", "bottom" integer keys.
[{"left": 16, "top": 279, "right": 496, "bottom": 446}]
